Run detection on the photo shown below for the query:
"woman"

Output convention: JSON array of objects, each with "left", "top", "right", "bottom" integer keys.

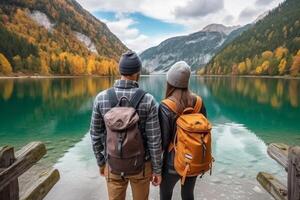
[{"left": 159, "top": 61, "right": 207, "bottom": 200}]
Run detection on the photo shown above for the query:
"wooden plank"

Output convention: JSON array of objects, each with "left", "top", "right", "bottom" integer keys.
[
  {"left": 0, "top": 146, "right": 19, "bottom": 200},
  {"left": 288, "top": 146, "right": 300, "bottom": 200},
  {"left": 267, "top": 143, "right": 289, "bottom": 170},
  {"left": 20, "top": 168, "right": 60, "bottom": 200},
  {"left": 0, "top": 142, "right": 46, "bottom": 191},
  {"left": 257, "top": 172, "right": 287, "bottom": 200}
]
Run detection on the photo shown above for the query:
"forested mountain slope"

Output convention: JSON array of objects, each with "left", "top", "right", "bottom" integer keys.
[
  {"left": 201, "top": 0, "right": 300, "bottom": 76},
  {"left": 140, "top": 24, "right": 248, "bottom": 74},
  {"left": 0, "top": 0, "right": 127, "bottom": 76}
]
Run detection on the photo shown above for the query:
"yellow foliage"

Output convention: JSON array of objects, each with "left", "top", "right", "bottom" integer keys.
[
  {"left": 278, "top": 58, "right": 287, "bottom": 75},
  {"left": 87, "top": 57, "right": 96, "bottom": 75},
  {"left": 238, "top": 62, "right": 246, "bottom": 74},
  {"left": 197, "top": 68, "right": 206, "bottom": 75},
  {"left": 39, "top": 52, "right": 49, "bottom": 75},
  {"left": 262, "top": 61, "right": 270, "bottom": 71},
  {"left": 0, "top": 53, "right": 13, "bottom": 75},
  {"left": 262, "top": 51, "right": 273, "bottom": 60},
  {"left": 290, "top": 54, "right": 300, "bottom": 76},
  {"left": 5, "top": 7, "right": 122, "bottom": 76},
  {"left": 255, "top": 66, "right": 263, "bottom": 74},
  {"left": 274, "top": 46, "right": 288, "bottom": 60}
]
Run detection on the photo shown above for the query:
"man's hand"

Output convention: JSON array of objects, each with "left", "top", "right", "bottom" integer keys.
[
  {"left": 151, "top": 174, "right": 162, "bottom": 186},
  {"left": 99, "top": 166, "right": 105, "bottom": 177}
]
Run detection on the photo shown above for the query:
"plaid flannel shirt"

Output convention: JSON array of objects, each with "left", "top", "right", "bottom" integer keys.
[{"left": 90, "top": 79, "right": 162, "bottom": 175}]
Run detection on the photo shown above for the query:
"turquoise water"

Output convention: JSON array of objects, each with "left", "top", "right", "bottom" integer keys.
[{"left": 0, "top": 76, "right": 299, "bottom": 199}]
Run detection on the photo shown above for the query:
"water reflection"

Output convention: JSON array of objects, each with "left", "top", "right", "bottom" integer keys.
[
  {"left": 0, "top": 77, "right": 116, "bottom": 164},
  {"left": 0, "top": 76, "right": 299, "bottom": 165},
  {"left": 192, "top": 77, "right": 300, "bottom": 145},
  {"left": 197, "top": 77, "right": 299, "bottom": 109}
]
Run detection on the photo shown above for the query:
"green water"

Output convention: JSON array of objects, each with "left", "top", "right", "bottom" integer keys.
[
  {"left": 0, "top": 76, "right": 299, "bottom": 162},
  {"left": 0, "top": 76, "right": 299, "bottom": 199}
]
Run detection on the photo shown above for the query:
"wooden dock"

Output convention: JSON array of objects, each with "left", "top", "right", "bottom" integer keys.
[
  {"left": 257, "top": 143, "right": 300, "bottom": 200},
  {"left": 0, "top": 142, "right": 60, "bottom": 200}
]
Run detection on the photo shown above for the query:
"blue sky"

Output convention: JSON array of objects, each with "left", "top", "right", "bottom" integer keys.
[
  {"left": 77, "top": 0, "right": 284, "bottom": 52},
  {"left": 93, "top": 11, "right": 185, "bottom": 37}
]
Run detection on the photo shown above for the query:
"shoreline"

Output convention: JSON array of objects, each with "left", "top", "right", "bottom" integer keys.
[
  {"left": 198, "top": 74, "right": 300, "bottom": 80},
  {"left": 0, "top": 75, "right": 117, "bottom": 79},
  {"left": 0, "top": 74, "right": 299, "bottom": 80}
]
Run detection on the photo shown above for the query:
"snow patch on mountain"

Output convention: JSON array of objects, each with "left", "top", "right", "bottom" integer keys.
[
  {"left": 74, "top": 32, "right": 98, "bottom": 54},
  {"left": 29, "top": 10, "right": 54, "bottom": 31},
  {"left": 202, "top": 24, "right": 240, "bottom": 35}
]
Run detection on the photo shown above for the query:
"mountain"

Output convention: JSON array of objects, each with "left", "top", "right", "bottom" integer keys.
[
  {"left": 140, "top": 24, "right": 243, "bottom": 74},
  {"left": 202, "top": 24, "right": 241, "bottom": 35},
  {"left": 202, "top": 0, "right": 300, "bottom": 76},
  {"left": 0, "top": 0, "right": 127, "bottom": 76}
]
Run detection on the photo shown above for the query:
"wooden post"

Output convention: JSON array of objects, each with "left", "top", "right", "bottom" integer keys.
[
  {"left": 257, "top": 172, "right": 287, "bottom": 200},
  {"left": 0, "top": 142, "right": 59, "bottom": 200},
  {"left": 267, "top": 143, "right": 289, "bottom": 171},
  {"left": 0, "top": 142, "right": 46, "bottom": 191},
  {"left": 0, "top": 146, "right": 19, "bottom": 200},
  {"left": 288, "top": 146, "right": 300, "bottom": 200},
  {"left": 20, "top": 168, "right": 60, "bottom": 200}
]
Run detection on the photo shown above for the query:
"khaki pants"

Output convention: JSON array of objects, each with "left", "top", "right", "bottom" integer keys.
[{"left": 105, "top": 162, "right": 152, "bottom": 200}]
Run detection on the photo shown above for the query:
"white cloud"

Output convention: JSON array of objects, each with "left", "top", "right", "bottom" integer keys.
[
  {"left": 101, "top": 15, "right": 182, "bottom": 53},
  {"left": 238, "top": 7, "right": 263, "bottom": 24},
  {"left": 175, "top": 0, "right": 224, "bottom": 18},
  {"left": 77, "top": 0, "right": 285, "bottom": 51}
]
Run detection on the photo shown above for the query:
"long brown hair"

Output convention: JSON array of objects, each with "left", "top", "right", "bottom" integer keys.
[{"left": 165, "top": 82, "right": 195, "bottom": 112}]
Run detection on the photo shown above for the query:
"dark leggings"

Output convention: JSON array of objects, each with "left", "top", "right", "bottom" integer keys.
[{"left": 160, "top": 171, "right": 197, "bottom": 200}]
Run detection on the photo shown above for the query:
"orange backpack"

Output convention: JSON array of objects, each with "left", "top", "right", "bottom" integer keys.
[{"left": 162, "top": 96, "right": 213, "bottom": 185}]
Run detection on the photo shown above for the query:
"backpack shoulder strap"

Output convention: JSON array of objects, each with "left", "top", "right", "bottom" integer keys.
[
  {"left": 162, "top": 98, "right": 178, "bottom": 114},
  {"left": 130, "top": 88, "right": 147, "bottom": 109},
  {"left": 193, "top": 96, "right": 202, "bottom": 113},
  {"left": 107, "top": 88, "right": 118, "bottom": 107}
]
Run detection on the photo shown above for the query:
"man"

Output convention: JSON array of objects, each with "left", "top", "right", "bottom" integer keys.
[{"left": 90, "top": 50, "right": 162, "bottom": 200}]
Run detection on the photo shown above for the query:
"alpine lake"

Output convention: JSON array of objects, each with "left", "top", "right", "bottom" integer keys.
[{"left": 0, "top": 76, "right": 299, "bottom": 200}]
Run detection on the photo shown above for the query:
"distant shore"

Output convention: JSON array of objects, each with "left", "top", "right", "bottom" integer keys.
[
  {"left": 0, "top": 75, "right": 115, "bottom": 79},
  {"left": 0, "top": 74, "right": 299, "bottom": 80},
  {"left": 198, "top": 74, "right": 300, "bottom": 80}
]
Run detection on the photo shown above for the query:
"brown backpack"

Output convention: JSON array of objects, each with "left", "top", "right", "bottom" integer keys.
[
  {"left": 162, "top": 96, "right": 213, "bottom": 185},
  {"left": 104, "top": 88, "right": 146, "bottom": 176}
]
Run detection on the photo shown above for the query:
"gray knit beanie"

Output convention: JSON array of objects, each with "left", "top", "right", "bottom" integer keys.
[
  {"left": 167, "top": 61, "right": 191, "bottom": 88},
  {"left": 119, "top": 50, "right": 142, "bottom": 75}
]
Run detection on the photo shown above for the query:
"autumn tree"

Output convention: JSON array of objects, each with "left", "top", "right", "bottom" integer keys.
[
  {"left": 262, "top": 51, "right": 273, "bottom": 60},
  {"left": 278, "top": 58, "right": 287, "bottom": 75},
  {"left": 87, "top": 56, "right": 96, "bottom": 75},
  {"left": 238, "top": 62, "right": 246, "bottom": 74},
  {"left": 274, "top": 46, "right": 288, "bottom": 60},
  {"left": 39, "top": 52, "right": 49, "bottom": 75},
  {"left": 290, "top": 53, "right": 300, "bottom": 76},
  {"left": 0, "top": 53, "right": 13, "bottom": 75}
]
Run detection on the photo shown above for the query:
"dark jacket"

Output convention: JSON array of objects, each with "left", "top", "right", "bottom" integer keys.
[{"left": 158, "top": 95, "right": 207, "bottom": 173}]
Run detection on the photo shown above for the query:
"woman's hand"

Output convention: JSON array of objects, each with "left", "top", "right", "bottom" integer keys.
[{"left": 151, "top": 174, "right": 162, "bottom": 186}]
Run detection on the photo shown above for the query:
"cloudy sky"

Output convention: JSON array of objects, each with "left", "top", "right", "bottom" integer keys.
[{"left": 77, "top": 0, "right": 284, "bottom": 52}]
